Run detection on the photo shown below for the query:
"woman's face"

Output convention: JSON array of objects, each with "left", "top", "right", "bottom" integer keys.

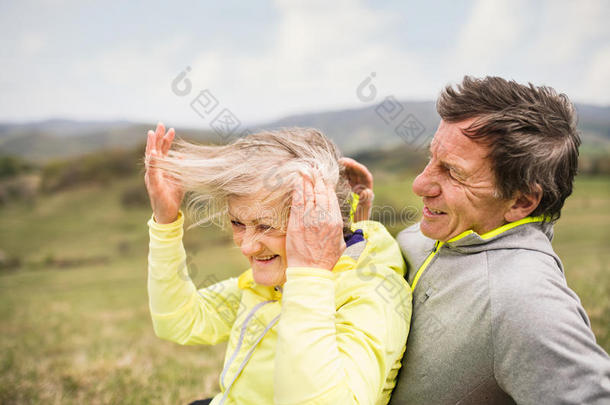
[{"left": 228, "top": 195, "right": 287, "bottom": 286}]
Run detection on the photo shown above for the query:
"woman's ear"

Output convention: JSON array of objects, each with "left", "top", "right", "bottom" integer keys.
[{"left": 504, "top": 184, "right": 543, "bottom": 222}]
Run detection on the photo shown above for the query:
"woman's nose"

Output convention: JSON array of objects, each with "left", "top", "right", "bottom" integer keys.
[
  {"left": 239, "top": 230, "right": 262, "bottom": 256},
  {"left": 412, "top": 163, "right": 441, "bottom": 198}
]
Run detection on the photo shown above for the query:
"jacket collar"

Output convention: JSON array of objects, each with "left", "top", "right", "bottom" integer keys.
[{"left": 445, "top": 216, "right": 550, "bottom": 247}]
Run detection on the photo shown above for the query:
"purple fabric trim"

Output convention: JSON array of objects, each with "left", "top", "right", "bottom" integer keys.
[{"left": 345, "top": 229, "right": 365, "bottom": 247}]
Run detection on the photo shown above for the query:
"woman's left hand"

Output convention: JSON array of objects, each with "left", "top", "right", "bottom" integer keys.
[{"left": 286, "top": 170, "right": 346, "bottom": 271}]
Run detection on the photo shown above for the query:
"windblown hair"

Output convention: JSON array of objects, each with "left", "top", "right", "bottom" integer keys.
[
  {"left": 437, "top": 76, "right": 581, "bottom": 221},
  {"left": 151, "top": 127, "right": 353, "bottom": 233}
]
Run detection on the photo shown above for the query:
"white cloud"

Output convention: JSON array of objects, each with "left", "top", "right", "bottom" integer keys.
[
  {"left": 185, "top": 0, "right": 430, "bottom": 123},
  {"left": 582, "top": 45, "right": 610, "bottom": 104},
  {"left": 532, "top": 0, "right": 609, "bottom": 65},
  {"left": 451, "top": 0, "right": 531, "bottom": 74},
  {"left": 1, "top": 0, "right": 608, "bottom": 124},
  {"left": 446, "top": 0, "right": 610, "bottom": 105},
  {"left": 19, "top": 33, "right": 46, "bottom": 57},
  {"left": 0, "top": 34, "right": 193, "bottom": 123},
  {"left": 88, "top": 37, "right": 188, "bottom": 87}
]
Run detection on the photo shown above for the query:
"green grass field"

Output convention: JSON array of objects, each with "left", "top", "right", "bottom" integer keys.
[{"left": 1, "top": 173, "right": 609, "bottom": 404}]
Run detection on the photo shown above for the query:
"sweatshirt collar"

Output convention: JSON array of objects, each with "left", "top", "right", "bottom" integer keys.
[{"left": 443, "top": 216, "right": 550, "bottom": 248}]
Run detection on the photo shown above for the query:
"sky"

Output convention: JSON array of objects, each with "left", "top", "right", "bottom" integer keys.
[{"left": 1, "top": 0, "right": 609, "bottom": 128}]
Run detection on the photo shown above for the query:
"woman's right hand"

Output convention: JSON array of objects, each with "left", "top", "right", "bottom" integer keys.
[{"left": 144, "top": 122, "right": 185, "bottom": 224}]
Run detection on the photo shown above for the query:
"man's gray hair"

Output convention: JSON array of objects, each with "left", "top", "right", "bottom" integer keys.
[{"left": 437, "top": 76, "right": 581, "bottom": 221}]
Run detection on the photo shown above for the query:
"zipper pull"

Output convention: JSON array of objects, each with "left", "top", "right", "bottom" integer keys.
[{"left": 420, "top": 287, "right": 433, "bottom": 304}]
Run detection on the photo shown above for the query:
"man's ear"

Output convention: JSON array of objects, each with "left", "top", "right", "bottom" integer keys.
[{"left": 504, "top": 185, "right": 543, "bottom": 223}]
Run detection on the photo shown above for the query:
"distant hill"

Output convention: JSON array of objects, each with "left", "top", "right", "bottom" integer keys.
[
  {"left": 0, "top": 121, "right": 217, "bottom": 163},
  {"left": 255, "top": 101, "right": 439, "bottom": 155},
  {"left": 1, "top": 101, "right": 608, "bottom": 162},
  {"left": 256, "top": 101, "right": 610, "bottom": 155},
  {"left": 0, "top": 119, "right": 132, "bottom": 139}
]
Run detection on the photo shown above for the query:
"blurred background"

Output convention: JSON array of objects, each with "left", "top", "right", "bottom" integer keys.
[{"left": 1, "top": 0, "right": 609, "bottom": 403}]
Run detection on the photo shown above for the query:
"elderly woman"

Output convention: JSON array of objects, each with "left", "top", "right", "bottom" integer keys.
[{"left": 144, "top": 123, "right": 411, "bottom": 405}]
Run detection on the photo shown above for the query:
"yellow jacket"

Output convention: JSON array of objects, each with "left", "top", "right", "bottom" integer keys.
[{"left": 148, "top": 211, "right": 411, "bottom": 404}]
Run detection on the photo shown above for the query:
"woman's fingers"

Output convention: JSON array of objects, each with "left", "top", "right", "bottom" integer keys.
[
  {"left": 162, "top": 128, "right": 175, "bottom": 155},
  {"left": 327, "top": 179, "right": 340, "bottom": 213},
  {"left": 289, "top": 181, "right": 302, "bottom": 223},
  {"left": 146, "top": 123, "right": 170, "bottom": 188},
  {"left": 146, "top": 130, "right": 154, "bottom": 157},
  {"left": 145, "top": 130, "right": 157, "bottom": 176},
  {"left": 290, "top": 171, "right": 320, "bottom": 231},
  {"left": 146, "top": 122, "right": 174, "bottom": 159},
  {"left": 143, "top": 121, "right": 184, "bottom": 224},
  {"left": 291, "top": 177, "right": 305, "bottom": 209},
  {"left": 286, "top": 169, "right": 345, "bottom": 270},
  {"left": 311, "top": 169, "right": 328, "bottom": 210},
  {"left": 288, "top": 174, "right": 305, "bottom": 229},
  {"left": 145, "top": 123, "right": 174, "bottom": 172},
  {"left": 155, "top": 122, "right": 165, "bottom": 153},
  {"left": 303, "top": 173, "right": 315, "bottom": 220}
]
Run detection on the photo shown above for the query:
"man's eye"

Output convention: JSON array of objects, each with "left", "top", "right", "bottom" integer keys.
[
  {"left": 230, "top": 220, "right": 245, "bottom": 228},
  {"left": 448, "top": 169, "right": 462, "bottom": 182},
  {"left": 256, "top": 224, "right": 273, "bottom": 232}
]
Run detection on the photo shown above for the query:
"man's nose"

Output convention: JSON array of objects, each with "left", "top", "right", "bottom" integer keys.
[{"left": 412, "top": 163, "right": 441, "bottom": 197}]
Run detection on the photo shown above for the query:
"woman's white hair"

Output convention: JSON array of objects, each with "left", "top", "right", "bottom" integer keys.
[{"left": 151, "top": 127, "right": 353, "bottom": 233}]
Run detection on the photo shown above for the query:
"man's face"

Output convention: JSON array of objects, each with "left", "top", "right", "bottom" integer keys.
[{"left": 412, "top": 118, "right": 513, "bottom": 241}]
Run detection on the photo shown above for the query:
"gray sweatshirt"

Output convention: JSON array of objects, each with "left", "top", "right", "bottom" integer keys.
[{"left": 389, "top": 218, "right": 610, "bottom": 405}]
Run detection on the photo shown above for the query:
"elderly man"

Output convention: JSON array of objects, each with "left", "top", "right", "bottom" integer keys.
[{"left": 346, "top": 76, "right": 610, "bottom": 404}]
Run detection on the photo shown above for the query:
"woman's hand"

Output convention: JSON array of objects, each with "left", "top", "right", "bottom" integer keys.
[
  {"left": 339, "top": 157, "right": 374, "bottom": 222},
  {"left": 286, "top": 170, "right": 346, "bottom": 271},
  {"left": 144, "top": 122, "right": 185, "bottom": 224}
]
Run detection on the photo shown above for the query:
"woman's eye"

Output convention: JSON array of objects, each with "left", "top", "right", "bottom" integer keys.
[
  {"left": 256, "top": 224, "right": 272, "bottom": 232},
  {"left": 230, "top": 220, "right": 244, "bottom": 228}
]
